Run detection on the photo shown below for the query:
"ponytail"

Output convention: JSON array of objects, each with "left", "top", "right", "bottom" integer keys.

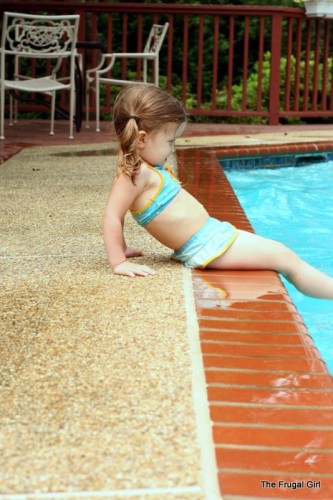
[{"left": 116, "top": 117, "right": 141, "bottom": 182}]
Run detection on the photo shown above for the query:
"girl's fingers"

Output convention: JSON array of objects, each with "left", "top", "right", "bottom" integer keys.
[{"left": 114, "top": 262, "right": 156, "bottom": 277}]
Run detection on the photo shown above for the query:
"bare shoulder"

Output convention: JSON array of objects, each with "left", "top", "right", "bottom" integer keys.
[
  {"left": 134, "top": 162, "right": 153, "bottom": 187},
  {"left": 112, "top": 163, "right": 150, "bottom": 192}
]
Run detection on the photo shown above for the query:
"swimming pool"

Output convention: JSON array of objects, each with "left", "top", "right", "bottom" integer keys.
[{"left": 222, "top": 157, "right": 333, "bottom": 374}]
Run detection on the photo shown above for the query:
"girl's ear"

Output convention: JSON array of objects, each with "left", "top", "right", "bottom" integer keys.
[{"left": 137, "top": 130, "right": 147, "bottom": 150}]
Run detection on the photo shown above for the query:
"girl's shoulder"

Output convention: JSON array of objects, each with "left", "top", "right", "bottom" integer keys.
[
  {"left": 114, "top": 162, "right": 152, "bottom": 191},
  {"left": 135, "top": 162, "right": 158, "bottom": 187}
]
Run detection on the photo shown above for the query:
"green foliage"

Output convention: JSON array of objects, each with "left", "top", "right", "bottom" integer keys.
[
  {"left": 84, "top": 0, "right": 307, "bottom": 125},
  {"left": 214, "top": 50, "right": 333, "bottom": 124},
  {"left": 14, "top": 1, "right": 329, "bottom": 124}
]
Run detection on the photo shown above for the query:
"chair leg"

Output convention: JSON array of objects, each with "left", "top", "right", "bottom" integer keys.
[
  {"left": 143, "top": 60, "right": 147, "bottom": 83},
  {"left": 50, "top": 91, "right": 55, "bottom": 135},
  {"left": 96, "top": 78, "right": 100, "bottom": 133},
  {"left": 154, "top": 57, "right": 159, "bottom": 86},
  {"left": 0, "top": 86, "right": 5, "bottom": 139},
  {"left": 14, "top": 98, "right": 18, "bottom": 124},
  {"left": 9, "top": 94, "right": 13, "bottom": 126},
  {"left": 69, "top": 86, "right": 74, "bottom": 140},
  {"left": 85, "top": 80, "right": 90, "bottom": 128}
]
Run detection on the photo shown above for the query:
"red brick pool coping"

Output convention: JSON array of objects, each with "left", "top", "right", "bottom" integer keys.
[
  {"left": 177, "top": 145, "right": 333, "bottom": 500},
  {"left": 212, "top": 140, "right": 333, "bottom": 158}
]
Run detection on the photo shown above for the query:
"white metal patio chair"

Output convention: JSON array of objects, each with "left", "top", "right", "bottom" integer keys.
[
  {"left": 85, "top": 22, "right": 169, "bottom": 132},
  {"left": 0, "top": 12, "right": 80, "bottom": 139}
]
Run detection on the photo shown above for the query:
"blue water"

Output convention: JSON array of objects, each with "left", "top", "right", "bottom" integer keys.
[{"left": 223, "top": 160, "right": 333, "bottom": 374}]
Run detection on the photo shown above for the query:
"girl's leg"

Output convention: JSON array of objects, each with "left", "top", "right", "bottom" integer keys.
[{"left": 206, "top": 230, "right": 333, "bottom": 299}]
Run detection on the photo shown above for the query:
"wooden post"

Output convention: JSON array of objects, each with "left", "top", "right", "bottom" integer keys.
[{"left": 269, "top": 13, "right": 282, "bottom": 125}]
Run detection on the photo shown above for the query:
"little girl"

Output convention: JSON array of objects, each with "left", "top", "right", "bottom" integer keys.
[{"left": 103, "top": 84, "right": 333, "bottom": 299}]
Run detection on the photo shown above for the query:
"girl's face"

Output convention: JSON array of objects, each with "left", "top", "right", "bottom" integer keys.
[{"left": 139, "top": 122, "right": 186, "bottom": 167}]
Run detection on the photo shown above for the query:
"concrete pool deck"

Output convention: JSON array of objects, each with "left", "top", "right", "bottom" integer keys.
[{"left": 1, "top": 121, "right": 333, "bottom": 499}]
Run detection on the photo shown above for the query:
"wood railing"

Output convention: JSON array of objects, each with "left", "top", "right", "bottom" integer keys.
[{"left": 1, "top": 1, "right": 333, "bottom": 124}]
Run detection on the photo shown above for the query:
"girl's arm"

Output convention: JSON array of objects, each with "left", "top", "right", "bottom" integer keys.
[
  {"left": 103, "top": 173, "right": 156, "bottom": 277},
  {"left": 120, "top": 216, "right": 144, "bottom": 259}
]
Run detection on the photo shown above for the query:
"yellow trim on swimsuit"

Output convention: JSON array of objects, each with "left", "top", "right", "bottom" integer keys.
[
  {"left": 130, "top": 165, "right": 164, "bottom": 215},
  {"left": 130, "top": 165, "right": 181, "bottom": 227}
]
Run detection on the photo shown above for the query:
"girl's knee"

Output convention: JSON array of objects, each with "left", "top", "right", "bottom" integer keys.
[{"left": 275, "top": 242, "right": 301, "bottom": 276}]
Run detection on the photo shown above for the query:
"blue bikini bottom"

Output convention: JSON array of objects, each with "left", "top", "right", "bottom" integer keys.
[{"left": 173, "top": 217, "right": 239, "bottom": 269}]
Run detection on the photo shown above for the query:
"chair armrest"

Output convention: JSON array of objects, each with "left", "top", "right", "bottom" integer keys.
[
  {"left": 86, "top": 52, "right": 156, "bottom": 78},
  {"left": 86, "top": 54, "right": 115, "bottom": 77},
  {"left": 109, "top": 52, "right": 156, "bottom": 59}
]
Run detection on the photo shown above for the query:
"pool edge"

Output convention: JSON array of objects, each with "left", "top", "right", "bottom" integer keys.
[{"left": 177, "top": 146, "right": 333, "bottom": 499}]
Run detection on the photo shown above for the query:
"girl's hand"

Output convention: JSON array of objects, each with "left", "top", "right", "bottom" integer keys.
[
  {"left": 113, "top": 260, "right": 156, "bottom": 278},
  {"left": 125, "top": 246, "right": 144, "bottom": 258}
]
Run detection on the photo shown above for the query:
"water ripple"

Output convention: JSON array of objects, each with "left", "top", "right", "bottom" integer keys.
[{"left": 224, "top": 161, "right": 333, "bottom": 374}]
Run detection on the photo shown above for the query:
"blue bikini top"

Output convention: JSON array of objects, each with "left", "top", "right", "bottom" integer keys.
[{"left": 130, "top": 165, "right": 181, "bottom": 227}]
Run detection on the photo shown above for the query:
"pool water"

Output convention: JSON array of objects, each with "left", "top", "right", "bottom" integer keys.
[{"left": 222, "top": 160, "right": 333, "bottom": 374}]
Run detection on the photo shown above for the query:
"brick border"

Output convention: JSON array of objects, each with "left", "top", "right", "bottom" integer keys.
[{"left": 177, "top": 146, "right": 333, "bottom": 499}]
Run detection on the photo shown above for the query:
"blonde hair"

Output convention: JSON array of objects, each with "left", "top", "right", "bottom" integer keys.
[{"left": 112, "top": 84, "right": 186, "bottom": 182}]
